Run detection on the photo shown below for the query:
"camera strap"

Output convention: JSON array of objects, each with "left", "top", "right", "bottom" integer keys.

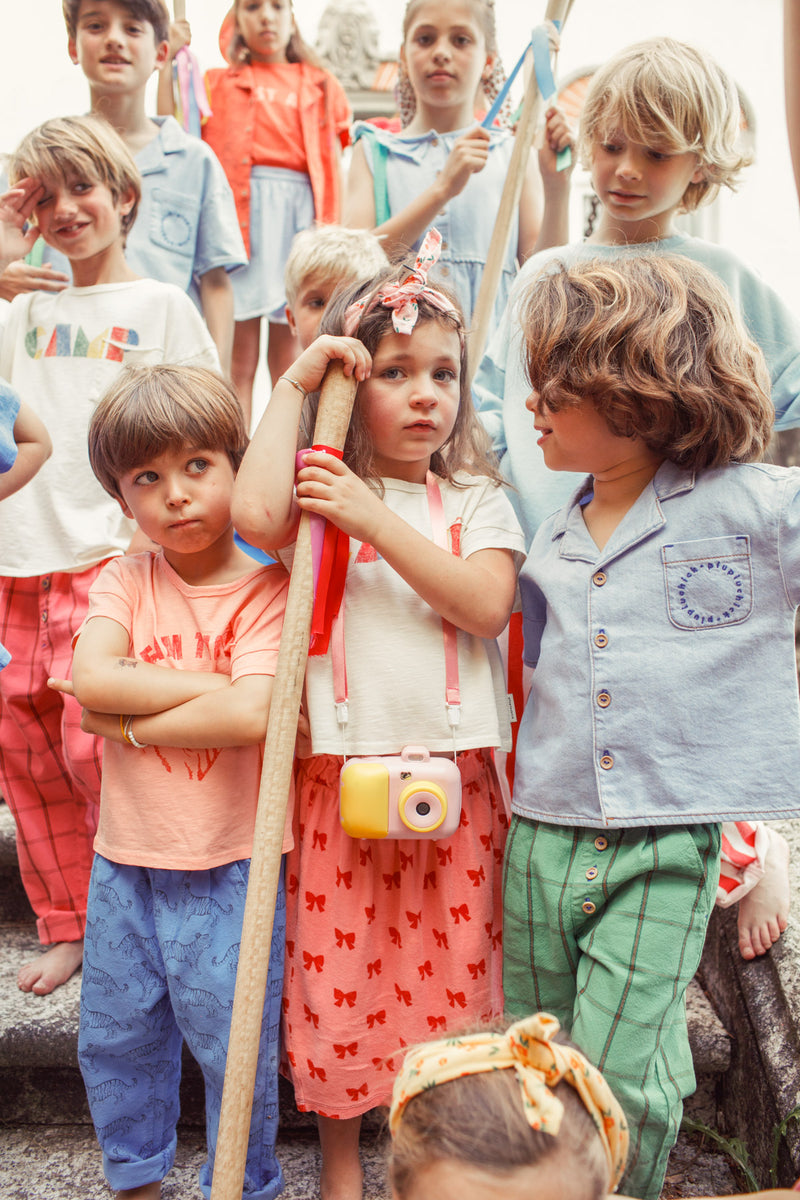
[{"left": 330, "top": 471, "right": 461, "bottom": 763}]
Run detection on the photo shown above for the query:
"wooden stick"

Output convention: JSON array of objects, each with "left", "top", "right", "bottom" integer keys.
[
  {"left": 173, "top": 0, "right": 185, "bottom": 20},
  {"left": 467, "top": 0, "right": 572, "bottom": 382},
  {"left": 210, "top": 362, "right": 357, "bottom": 1200}
]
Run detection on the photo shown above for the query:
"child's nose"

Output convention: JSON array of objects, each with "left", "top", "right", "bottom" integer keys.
[
  {"left": 616, "top": 150, "right": 642, "bottom": 178},
  {"left": 526, "top": 390, "right": 540, "bottom": 413},
  {"left": 432, "top": 37, "right": 451, "bottom": 60}
]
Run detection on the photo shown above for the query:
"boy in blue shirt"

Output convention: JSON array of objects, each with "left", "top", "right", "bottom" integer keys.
[{"left": 12, "top": 0, "right": 245, "bottom": 374}]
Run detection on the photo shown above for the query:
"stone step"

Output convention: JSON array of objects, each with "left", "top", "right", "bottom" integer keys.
[{"left": 0, "top": 801, "right": 34, "bottom": 923}]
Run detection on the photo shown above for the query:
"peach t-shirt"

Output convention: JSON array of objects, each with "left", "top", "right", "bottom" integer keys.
[{"left": 78, "top": 551, "right": 290, "bottom": 869}]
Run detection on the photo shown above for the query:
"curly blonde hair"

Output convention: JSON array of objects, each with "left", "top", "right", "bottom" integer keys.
[
  {"left": 578, "top": 38, "right": 751, "bottom": 211},
  {"left": 521, "top": 255, "right": 773, "bottom": 471}
]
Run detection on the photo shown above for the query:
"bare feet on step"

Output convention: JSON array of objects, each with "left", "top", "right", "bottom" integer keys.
[
  {"left": 17, "top": 939, "right": 83, "bottom": 994},
  {"left": 738, "top": 829, "right": 791, "bottom": 960}
]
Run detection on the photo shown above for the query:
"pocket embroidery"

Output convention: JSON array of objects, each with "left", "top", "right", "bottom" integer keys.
[{"left": 662, "top": 535, "right": 752, "bottom": 629}]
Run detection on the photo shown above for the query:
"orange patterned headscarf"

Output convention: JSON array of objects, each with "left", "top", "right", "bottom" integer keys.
[{"left": 389, "top": 1012, "right": 629, "bottom": 1191}]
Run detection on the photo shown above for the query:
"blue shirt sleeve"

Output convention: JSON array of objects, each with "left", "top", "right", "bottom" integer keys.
[{"left": 0, "top": 379, "right": 20, "bottom": 473}]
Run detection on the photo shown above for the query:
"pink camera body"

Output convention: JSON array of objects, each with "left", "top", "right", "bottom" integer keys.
[{"left": 339, "top": 746, "right": 462, "bottom": 840}]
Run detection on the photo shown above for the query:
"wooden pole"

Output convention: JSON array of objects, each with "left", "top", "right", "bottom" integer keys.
[
  {"left": 467, "top": 0, "right": 572, "bottom": 382},
  {"left": 210, "top": 363, "right": 357, "bottom": 1200},
  {"left": 173, "top": 0, "right": 185, "bottom": 20}
]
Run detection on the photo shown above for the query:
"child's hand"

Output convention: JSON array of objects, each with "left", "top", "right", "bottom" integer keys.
[
  {"left": 0, "top": 261, "right": 69, "bottom": 301},
  {"left": 284, "top": 336, "right": 372, "bottom": 399},
  {"left": 48, "top": 678, "right": 127, "bottom": 742},
  {"left": 47, "top": 676, "right": 74, "bottom": 698},
  {"left": 0, "top": 179, "right": 45, "bottom": 272},
  {"left": 168, "top": 18, "right": 191, "bottom": 59},
  {"left": 296, "top": 451, "right": 384, "bottom": 544},
  {"left": 438, "top": 125, "right": 491, "bottom": 198},
  {"left": 538, "top": 106, "right": 575, "bottom": 189}
]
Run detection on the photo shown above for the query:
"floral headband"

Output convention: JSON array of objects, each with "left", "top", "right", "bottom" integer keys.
[
  {"left": 342, "top": 228, "right": 462, "bottom": 339},
  {"left": 389, "top": 1012, "right": 629, "bottom": 1192}
]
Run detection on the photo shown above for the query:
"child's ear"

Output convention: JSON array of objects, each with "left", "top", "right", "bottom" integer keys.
[
  {"left": 481, "top": 52, "right": 495, "bottom": 85},
  {"left": 67, "top": 36, "right": 80, "bottom": 66},
  {"left": 285, "top": 305, "right": 297, "bottom": 338},
  {"left": 117, "top": 495, "right": 135, "bottom": 520},
  {"left": 690, "top": 161, "right": 708, "bottom": 185},
  {"left": 118, "top": 186, "right": 137, "bottom": 222},
  {"left": 154, "top": 38, "right": 170, "bottom": 70}
]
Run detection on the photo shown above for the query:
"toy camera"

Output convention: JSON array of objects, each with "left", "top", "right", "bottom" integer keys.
[{"left": 340, "top": 746, "right": 462, "bottom": 840}]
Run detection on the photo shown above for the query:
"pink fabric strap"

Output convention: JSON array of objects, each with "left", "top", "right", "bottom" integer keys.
[{"left": 330, "top": 472, "right": 460, "bottom": 727}]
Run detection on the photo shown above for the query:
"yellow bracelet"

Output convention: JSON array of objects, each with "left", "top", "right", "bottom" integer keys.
[{"left": 120, "top": 713, "right": 130, "bottom": 744}]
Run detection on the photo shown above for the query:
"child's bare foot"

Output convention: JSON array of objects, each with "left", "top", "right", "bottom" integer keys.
[
  {"left": 738, "top": 829, "right": 791, "bottom": 960},
  {"left": 116, "top": 1184, "right": 162, "bottom": 1199},
  {"left": 17, "top": 939, "right": 83, "bottom": 994}
]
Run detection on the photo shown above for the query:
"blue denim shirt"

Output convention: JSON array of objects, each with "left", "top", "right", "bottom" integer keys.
[{"left": 514, "top": 460, "right": 800, "bottom": 828}]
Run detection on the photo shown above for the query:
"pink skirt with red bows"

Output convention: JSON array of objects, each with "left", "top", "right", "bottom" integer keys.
[{"left": 281, "top": 748, "right": 507, "bottom": 1118}]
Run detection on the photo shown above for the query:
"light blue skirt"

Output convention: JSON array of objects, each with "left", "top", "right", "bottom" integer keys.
[{"left": 233, "top": 166, "right": 314, "bottom": 323}]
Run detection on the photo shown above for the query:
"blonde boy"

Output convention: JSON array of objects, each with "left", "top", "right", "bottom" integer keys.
[
  {"left": 284, "top": 223, "right": 388, "bottom": 350},
  {"left": 0, "top": 114, "right": 218, "bottom": 994}
]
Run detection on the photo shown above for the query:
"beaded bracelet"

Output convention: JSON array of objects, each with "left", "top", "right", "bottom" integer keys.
[{"left": 121, "top": 713, "right": 147, "bottom": 750}]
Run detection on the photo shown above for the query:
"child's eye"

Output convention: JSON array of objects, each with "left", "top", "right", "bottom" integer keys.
[
  {"left": 601, "top": 142, "right": 622, "bottom": 154},
  {"left": 133, "top": 469, "right": 159, "bottom": 486},
  {"left": 188, "top": 458, "right": 209, "bottom": 474},
  {"left": 305, "top": 296, "right": 326, "bottom": 310},
  {"left": 415, "top": 33, "right": 433, "bottom": 45},
  {"left": 434, "top": 368, "right": 457, "bottom": 383},
  {"left": 452, "top": 34, "right": 473, "bottom": 47},
  {"left": 381, "top": 366, "right": 404, "bottom": 380},
  {"left": 647, "top": 149, "right": 672, "bottom": 162}
]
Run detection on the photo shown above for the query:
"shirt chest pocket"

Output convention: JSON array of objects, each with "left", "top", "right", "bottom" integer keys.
[
  {"left": 148, "top": 186, "right": 200, "bottom": 258},
  {"left": 662, "top": 535, "right": 752, "bottom": 629}
]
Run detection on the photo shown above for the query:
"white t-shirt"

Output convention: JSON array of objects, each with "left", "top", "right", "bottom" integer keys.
[
  {"left": 0, "top": 279, "right": 219, "bottom": 576},
  {"left": 297, "top": 473, "right": 526, "bottom": 756}
]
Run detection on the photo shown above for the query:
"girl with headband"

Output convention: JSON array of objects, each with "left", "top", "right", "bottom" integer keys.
[
  {"left": 390, "top": 1012, "right": 627, "bottom": 1200},
  {"left": 233, "top": 231, "right": 526, "bottom": 1200}
]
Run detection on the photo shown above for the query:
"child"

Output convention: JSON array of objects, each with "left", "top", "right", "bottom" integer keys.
[
  {"left": 389, "top": 1011, "right": 628, "bottom": 1200},
  {"left": 284, "top": 224, "right": 388, "bottom": 351},
  {"left": 344, "top": 0, "right": 571, "bottom": 332},
  {"left": 29, "top": 0, "right": 246, "bottom": 375},
  {"left": 504, "top": 253, "right": 800, "bottom": 1200},
  {"left": 200, "top": 0, "right": 352, "bottom": 425},
  {"left": 232, "top": 235, "right": 526, "bottom": 1200},
  {"left": 49, "top": 364, "right": 289, "bottom": 1200},
  {"left": 474, "top": 35, "right": 799, "bottom": 962},
  {"left": 0, "top": 114, "right": 219, "bottom": 996}
]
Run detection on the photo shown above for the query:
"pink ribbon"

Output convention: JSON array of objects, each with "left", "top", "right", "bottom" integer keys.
[
  {"left": 343, "top": 228, "right": 460, "bottom": 337},
  {"left": 176, "top": 46, "right": 212, "bottom": 133}
]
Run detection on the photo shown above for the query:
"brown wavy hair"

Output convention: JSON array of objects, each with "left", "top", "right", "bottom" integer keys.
[
  {"left": 302, "top": 268, "right": 502, "bottom": 490},
  {"left": 521, "top": 255, "right": 773, "bottom": 470}
]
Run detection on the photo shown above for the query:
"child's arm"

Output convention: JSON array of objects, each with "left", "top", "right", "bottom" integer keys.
[
  {"left": 0, "top": 400, "right": 51, "bottom": 501},
  {"left": 156, "top": 18, "right": 192, "bottom": 118},
  {"left": 65, "top": 615, "right": 228, "bottom": 715},
  {"left": 198, "top": 267, "right": 234, "bottom": 376},
  {"left": 528, "top": 106, "right": 574, "bottom": 256},
  {"left": 231, "top": 335, "right": 372, "bottom": 552},
  {"left": 787, "top": 0, "right": 800, "bottom": 203},
  {"left": 344, "top": 127, "right": 492, "bottom": 256},
  {"left": 296, "top": 450, "right": 517, "bottom": 637}
]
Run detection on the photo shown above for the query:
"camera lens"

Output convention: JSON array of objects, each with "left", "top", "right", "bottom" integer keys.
[
  {"left": 415, "top": 801, "right": 431, "bottom": 816},
  {"left": 398, "top": 782, "right": 446, "bottom": 832}
]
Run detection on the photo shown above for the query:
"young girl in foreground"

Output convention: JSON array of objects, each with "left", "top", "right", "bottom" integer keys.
[
  {"left": 233, "top": 233, "right": 526, "bottom": 1200},
  {"left": 201, "top": 0, "right": 350, "bottom": 424},
  {"left": 389, "top": 1013, "right": 798, "bottom": 1200},
  {"left": 504, "top": 254, "right": 800, "bottom": 1200},
  {"left": 345, "top": 0, "right": 570, "bottom": 331}
]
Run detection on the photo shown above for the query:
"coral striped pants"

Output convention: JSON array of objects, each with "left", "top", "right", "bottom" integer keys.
[{"left": 0, "top": 567, "right": 104, "bottom": 943}]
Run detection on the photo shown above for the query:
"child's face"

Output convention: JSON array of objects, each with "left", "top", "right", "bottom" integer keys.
[
  {"left": 33, "top": 174, "right": 135, "bottom": 268},
  {"left": 528, "top": 390, "right": 657, "bottom": 478},
  {"left": 68, "top": 0, "right": 168, "bottom": 95},
  {"left": 236, "top": 0, "right": 294, "bottom": 64},
  {"left": 590, "top": 130, "right": 704, "bottom": 240},
  {"left": 116, "top": 445, "right": 236, "bottom": 568},
  {"left": 285, "top": 274, "right": 339, "bottom": 350},
  {"left": 358, "top": 319, "right": 461, "bottom": 484},
  {"left": 400, "top": 1, "right": 491, "bottom": 116}
]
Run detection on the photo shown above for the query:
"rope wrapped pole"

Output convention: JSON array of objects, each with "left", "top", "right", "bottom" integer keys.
[
  {"left": 210, "top": 362, "right": 357, "bottom": 1200},
  {"left": 467, "top": 0, "right": 572, "bottom": 382}
]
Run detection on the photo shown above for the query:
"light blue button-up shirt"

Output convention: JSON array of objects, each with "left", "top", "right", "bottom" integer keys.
[{"left": 514, "top": 460, "right": 800, "bottom": 828}]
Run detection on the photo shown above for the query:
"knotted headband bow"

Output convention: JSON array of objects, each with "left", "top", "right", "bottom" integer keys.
[
  {"left": 343, "top": 228, "right": 461, "bottom": 337},
  {"left": 389, "top": 1012, "right": 629, "bottom": 1192}
]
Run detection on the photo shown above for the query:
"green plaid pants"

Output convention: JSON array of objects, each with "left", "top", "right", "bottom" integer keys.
[{"left": 503, "top": 818, "right": 720, "bottom": 1200}]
